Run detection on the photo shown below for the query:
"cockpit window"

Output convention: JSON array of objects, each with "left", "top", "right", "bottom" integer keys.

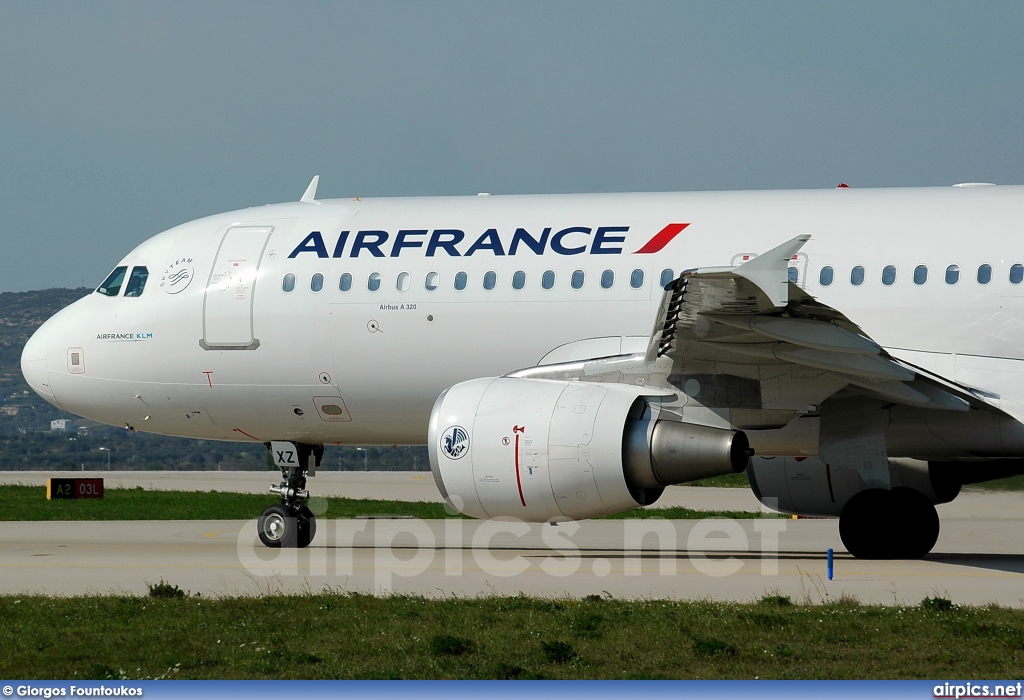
[
  {"left": 96, "top": 266, "right": 128, "bottom": 296},
  {"left": 124, "top": 266, "right": 149, "bottom": 297}
]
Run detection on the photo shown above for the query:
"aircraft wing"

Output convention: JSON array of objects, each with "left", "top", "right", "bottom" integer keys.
[
  {"left": 642, "top": 235, "right": 982, "bottom": 425},
  {"left": 513, "top": 235, "right": 985, "bottom": 430}
]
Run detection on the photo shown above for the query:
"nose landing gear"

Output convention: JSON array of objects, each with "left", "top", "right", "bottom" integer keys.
[{"left": 258, "top": 441, "right": 323, "bottom": 548}]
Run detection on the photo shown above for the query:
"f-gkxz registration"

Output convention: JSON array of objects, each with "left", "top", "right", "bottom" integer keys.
[{"left": 22, "top": 179, "right": 1024, "bottom": 558}]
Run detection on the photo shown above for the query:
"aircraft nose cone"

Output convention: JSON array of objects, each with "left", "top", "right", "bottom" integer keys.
[{"left": 21, "top": 322, "right": 57, "bottom": 403}]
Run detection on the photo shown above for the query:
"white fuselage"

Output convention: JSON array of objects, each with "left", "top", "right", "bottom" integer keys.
[{"left": 22, "top": 185, "right": 1024, "bottom": 452}]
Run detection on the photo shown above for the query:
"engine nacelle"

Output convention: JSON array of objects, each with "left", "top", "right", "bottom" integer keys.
[
  {"left": 429, "top": 377, "right": 749, "bottom": 521},
  {"left": 747, "top": 456, "right": 961, "bottom": 516}
]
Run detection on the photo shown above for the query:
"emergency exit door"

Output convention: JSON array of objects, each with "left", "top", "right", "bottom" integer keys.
[{"left": 201, "top": 226, "right": 273, "bottom": 350}]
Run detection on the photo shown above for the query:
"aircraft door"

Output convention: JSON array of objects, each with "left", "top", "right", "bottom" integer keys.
[
  {"left": 787, "top": 252, "right": 808, "bottom": 288},
  {"left": 201, "top": 226, "right": 274, "bottom": 350}
]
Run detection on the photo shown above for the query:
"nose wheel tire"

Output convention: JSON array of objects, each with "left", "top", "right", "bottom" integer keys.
[
  {"left": 839, "top": 487, "right": 939, "bottom": 559},
  {"left": 258, "top": 504, "right": 316, "bottom": 549},
  {"left": 297, "top": 505, "right": 317, "bottom": 545}
]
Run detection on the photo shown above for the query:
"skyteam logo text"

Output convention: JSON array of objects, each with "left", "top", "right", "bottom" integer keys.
[{"left": 288, "top": 223, "right": 689, "bottom": 259}]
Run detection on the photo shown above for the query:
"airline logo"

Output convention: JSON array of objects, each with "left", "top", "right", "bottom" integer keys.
[
  {"left": 288, "top": 223, "right": 689, "bottom": 259},
  {"left": 160, "top": 258, "right": 194, "bottom": 294},
  {"left": 440, "top": 425, "right": 470, "bottom": 460}
]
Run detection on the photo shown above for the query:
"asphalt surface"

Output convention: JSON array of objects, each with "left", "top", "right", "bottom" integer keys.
[{"left": 1, "top": 472, "right": 1022, "bottom": 605}]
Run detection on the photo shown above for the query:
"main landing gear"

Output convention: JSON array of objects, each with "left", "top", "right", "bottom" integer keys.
[
  {"left": 839, "top": 487, "right": 940, "bottom": 559},
  {"left": 257, "top": 442, "right": 323, "bottom": 548}
]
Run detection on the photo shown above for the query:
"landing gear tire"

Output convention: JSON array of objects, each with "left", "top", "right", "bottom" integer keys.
[
  {"left": 258, "top": 504, "right": 295, "bottom": 548},
  {"left": 258, "top": 504, "right": 316, "bottom": 549},
  {"left": 297, "top": 505, "right": 317, "bottom": 548},
  {"left": 839, "top": 487, "right": 939, "bottom": 559}
]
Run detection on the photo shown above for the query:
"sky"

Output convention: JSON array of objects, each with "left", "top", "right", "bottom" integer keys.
[{"left": 2, "top": 1, "right": 1023, "bottom": 292}]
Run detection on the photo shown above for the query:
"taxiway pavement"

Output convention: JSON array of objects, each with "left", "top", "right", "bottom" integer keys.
[{"left": 1, "top": 474, "right": 1021, "bottom": 605}]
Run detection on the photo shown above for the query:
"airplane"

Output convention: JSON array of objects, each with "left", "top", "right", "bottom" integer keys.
[{"left": 20, "top": 178, "right": 1024, "bottom": 559}]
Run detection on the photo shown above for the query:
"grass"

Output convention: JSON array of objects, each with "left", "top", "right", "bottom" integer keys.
[
  {"left": 687, "top": 472, "right": 750, "bottom": 488},
  {"left": 0, "top": 485, "right": 780, "bottom": 521},
  {"left": 965, "top": 475, "right": 1024, "bottom": 491},
  {"left": 0, "top": 485, "right": 452, "bottom": 521},
  {"left": 698, "top": 471, "right": 1024, "bottom": 492},
  {"left": 602, "top": 506, "right": 778, "bottom": 519},
  {"left": 1, "top": 593, "right": 1023, "bottom": 679}
]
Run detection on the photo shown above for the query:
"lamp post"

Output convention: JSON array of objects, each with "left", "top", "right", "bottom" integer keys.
[
  {"left": 98, "top": 447, "right": 110, "bottom": 470},
  {"left": 356, "top": 447, "right": 367, "bottom": 471}
]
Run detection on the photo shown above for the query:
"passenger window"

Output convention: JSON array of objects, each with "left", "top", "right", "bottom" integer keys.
[
  {"left": 659, "top": 269, "right": 674, "bottom": 287},
  {"left": 339, "top": 273, "right": 352, "bottom": 292},
  {"left": 850, "top": 266, "right": 865, "bottom": 286},
  {"left": 630, "top": 269, "right": 645, "bottom": 289},
  {"left": 787, "top": 267, "right": 799, "bottom": 284},
  {"left": 123, "top": 266, "right": 149, "bottom": 297},
  {"left": 397, "top": 272, "right": 410, "bottom": 292},
  {"left": 483, "top": 271, "right": 497, "bottom": 290},
  {"left": 571, "top": 270, "right": 585, "bottom": 290},
  {"left": 96, "top": 266, "right": 128, "bottom": 297},
  {"left": 945, "top": 265, "right": 960, "bottom": 285},
  {"left": 310, "top": 273, "right": 324, "bottom": 293},
  {"left": 914, "top": 265, "right": 928, "bottom": 285},
  {"left": 977, "top": 264, "right": 992, "bottom": 285},
  {"left": 367, "top": 272, "right": 381, "bottom": 292},
  {"left": 601, "top": 270, "right": 614, "bottom": 289},
  {"left": 454, "top": 271, "right": 468, "bottom": 291},
  {"left": 542, "top": 270, "right": 555, "bottom": 290},
  {"left": 512, "top": 271, "right": 526, "bottom": 290},
  {"left": 819, "top": 266, "right": 834, "bottom": 286},
  {"left": 282, "top": 273, "right": 295, "bottom": 293},
  {"left": 881, "top": 265, "right": 896, "bottom": 286},
  {"left": 1011, "top": 264, "right": 1024, "bottom": 285},
  {"left": 425, "top": 272, "right": 439, "bottom": 291}
]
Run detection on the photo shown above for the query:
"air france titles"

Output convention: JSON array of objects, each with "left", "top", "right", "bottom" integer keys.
[
  {"left": 96, "top": 332, "right": 153, "bottom": 342},
  {"left": 286, "top": 224, "right": 689, "bottom": 259}
]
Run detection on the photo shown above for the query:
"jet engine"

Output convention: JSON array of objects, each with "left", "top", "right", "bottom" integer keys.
[{"left": 428, "top": 377, "right": 750, "bottom": 521}]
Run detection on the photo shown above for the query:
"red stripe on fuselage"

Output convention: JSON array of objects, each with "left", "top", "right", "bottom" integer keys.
[{"left": 633, "top": 223, "right": 690, "bottom": 254}]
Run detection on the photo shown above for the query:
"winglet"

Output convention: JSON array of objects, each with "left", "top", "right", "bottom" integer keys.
[
  {"left": 300, "top": 175, "right": 320, "bottom": 203},
  {"left": 734, "top": 235, "right": 810, "bottom": 308}
]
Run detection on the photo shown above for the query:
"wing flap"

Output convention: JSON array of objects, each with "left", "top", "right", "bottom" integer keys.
[{"left": 704, "top": 314, "right": 881, "bottom": 355}]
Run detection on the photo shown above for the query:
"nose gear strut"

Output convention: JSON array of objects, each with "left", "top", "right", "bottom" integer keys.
[{"left": 257, "top": 441, "right": 323, "bottom": 548}]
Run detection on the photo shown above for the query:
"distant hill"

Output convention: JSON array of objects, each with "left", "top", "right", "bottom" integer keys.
[
  {"left": 0, "top": 287, "right": 90, "bottom": 389},
  {"left": 0, "top": 288, "right": 91, "bottom": 432},
  {"left": 0, "top": 288, "right": 429, "bottom": 472}
]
